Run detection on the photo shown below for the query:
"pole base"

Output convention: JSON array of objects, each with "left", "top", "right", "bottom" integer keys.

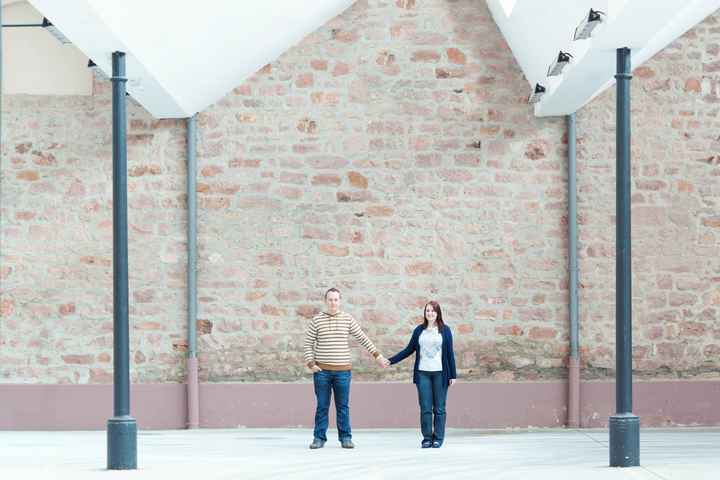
[
  {"left": 107, "top": 416, "right": 137, "bottom": 470},
  {"left": 609, "top": 413, "right": 639, "bottom": 467}
]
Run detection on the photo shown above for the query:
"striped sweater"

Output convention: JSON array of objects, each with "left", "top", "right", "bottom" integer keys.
[{"left": 303, "top": 311, "right": 380, "bottom": 371}]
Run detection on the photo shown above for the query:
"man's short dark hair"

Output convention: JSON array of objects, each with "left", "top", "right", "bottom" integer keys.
[{"left": 325, "top": 287, "right": 341, "bottom": 299}]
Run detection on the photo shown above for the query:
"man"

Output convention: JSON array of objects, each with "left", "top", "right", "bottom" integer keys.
[{"left": 303, "top": 287, "right": 387, "bottom": 449}]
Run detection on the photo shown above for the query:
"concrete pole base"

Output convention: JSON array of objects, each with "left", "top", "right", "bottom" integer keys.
[
  {"left": 609, "top": 413, "right": 640, "bottom": 467},
  {"left": 107, "top": 416, "right": 137, "bottom": 470}
]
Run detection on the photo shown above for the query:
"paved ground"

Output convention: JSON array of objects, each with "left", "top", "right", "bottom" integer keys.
[{"left": 1, "top": 428, "right": 718, "bottom": 479}]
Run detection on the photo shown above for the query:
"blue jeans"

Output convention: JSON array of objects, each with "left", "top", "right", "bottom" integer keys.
[
  {"left": 313, "top": 369, "right": 352, "bottom": 442},
  {"left": 417, "top": 370, "right": 447, "bottom": 442}
]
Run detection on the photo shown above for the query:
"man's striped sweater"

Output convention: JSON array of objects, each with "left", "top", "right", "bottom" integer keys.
[{"left": 303, "top": 311, "right": 380, "bottom": 371}]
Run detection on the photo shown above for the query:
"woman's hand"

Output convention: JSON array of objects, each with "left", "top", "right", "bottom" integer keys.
[
  {"left": 310, "top": 365, "right": 322, "bottom": 373},
  {"left": 449, "top": 379, "right": 456, "bottom": 387}
]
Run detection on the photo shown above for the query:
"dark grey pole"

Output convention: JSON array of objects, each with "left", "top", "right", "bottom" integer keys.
[
  {"left": 107, "top": 51, "right": 137, "bottom": 470},
  {"left": 609, "top": 46, "right": 639, "bottom": 468}
]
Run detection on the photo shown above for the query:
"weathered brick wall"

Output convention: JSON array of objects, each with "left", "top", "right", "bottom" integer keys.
[
  {"left": 0, "top": 82, "right": 189, "bottom": 383},
  {"left": 577, "top": 13, "right": 720, "bottom": 379},
  {"left": 193, "top": 0, "right": 568, "bottom": 382},
  {"left": 1, "top": 0, "right": 718, "bottom": 384}
]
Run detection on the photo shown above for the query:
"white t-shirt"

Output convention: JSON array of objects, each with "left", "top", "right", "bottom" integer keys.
[{"left": 418, "top": 327, "right": 443, "bottom": 372}]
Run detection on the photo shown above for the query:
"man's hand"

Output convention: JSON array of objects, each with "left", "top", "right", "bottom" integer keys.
[
  {"left": 449, "top": 379, "right": 456, "bottom": 387},
  {"left": 376, "top": 355, "right": 390, "bottom": 368},
  {"left": 310, "top": 365, "right": 322, "bottom": 373}
]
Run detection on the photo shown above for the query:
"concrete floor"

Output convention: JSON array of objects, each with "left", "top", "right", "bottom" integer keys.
[{"left": 1, "top": 428, "right": 718, "bottom": 479}]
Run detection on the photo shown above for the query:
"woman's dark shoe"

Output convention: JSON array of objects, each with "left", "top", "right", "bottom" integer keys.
[
  {"left": 341, "top": 439, "right": 355, "bottom": 449},
  {"left": 421, "top": 440, "right": 432, "bottom": 448},
  {"left": 309, "top": 439, "right": 326, "bottom": 449},
  {"left": 432, "top": 440, "right": 443, "bottom": 448}
]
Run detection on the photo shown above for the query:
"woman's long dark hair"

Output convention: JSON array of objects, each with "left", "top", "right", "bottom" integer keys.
[{"left": 422, "top": 301, "right": 444, "bottom": 330}]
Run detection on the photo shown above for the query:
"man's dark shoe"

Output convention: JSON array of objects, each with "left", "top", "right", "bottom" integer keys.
[
  {"left": 309, "top": 439, "right": 325, "bottom": 449},
  {"left": 432, "top": 440, "right": 443, "bottom": 448},
  {"left": 341, "top": 439, "right": 355, "bottom": 449},
  {"left": 421, "top": 440, "right": 432, "bottom": 448}
]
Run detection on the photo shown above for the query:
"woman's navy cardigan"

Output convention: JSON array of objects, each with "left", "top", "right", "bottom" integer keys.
[{"left": 388, "top": 324, "right": 457, "bottom": 388}]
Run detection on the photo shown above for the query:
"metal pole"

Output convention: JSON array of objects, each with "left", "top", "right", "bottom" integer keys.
[
  {"left": 567, "top": 113, "right": 580, "bottom": 428},
  {"left": 1, "top": 23, "right": 45, "bottom": 28},
  {"left": 609, "top": 46, "right": 640, "bottom": 468},
  {"left": 186, "top": 114, "right": 200, "bottom": 429},
  {"left": 107, "top": 51, "right": 137, "bottom": 470}
]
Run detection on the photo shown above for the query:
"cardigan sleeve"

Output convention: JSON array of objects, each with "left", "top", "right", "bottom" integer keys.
[
  {"left": 388, "top": 328, "right": 418, "bottom": 365},
  {"left": 446, "top": 326, "right": 457, "bottom": 379}
]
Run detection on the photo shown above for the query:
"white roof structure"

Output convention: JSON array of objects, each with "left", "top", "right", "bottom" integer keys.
[
  {"left": 21, "top": 1, "right": 720, "bottom": 118},
  {"left": 27, "top": 0, "right": 355, "bottom": 118},
  {"left": 487, "top": 0, "right": 720, "bottom": 116}
]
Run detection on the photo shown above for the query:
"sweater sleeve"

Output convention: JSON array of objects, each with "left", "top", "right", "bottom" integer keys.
[
  {"left": 349, "top": 316, "right": 380, "bottom": 358},
  {"left": 303, "top": 318, "right": 318, "bottom": 367}
]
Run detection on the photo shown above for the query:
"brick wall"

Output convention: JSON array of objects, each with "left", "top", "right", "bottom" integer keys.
[
  {"left": 577, "top": 13, "right": 720, "bottom": 379},
  {"left": 1, "top": 0, "right": 718, "bottom": 384},
  {"left": 1, "top": 82, "right": 188, "bottom": 383}
]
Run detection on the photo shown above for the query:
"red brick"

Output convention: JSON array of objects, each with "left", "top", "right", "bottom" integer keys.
[
  {"left": 297, "top": 118, "right": 318, "bottom": 134},
  {"left": 333, "top": 62, "right": 350, "bottom": 77},
  {"left": 62, "top": 354, "right": 94, "bottom": 364},
  {"left": 15, "top": 211, "right": 36, "bottom": 220},
  {"left": 365, "top": 206, "right": 394, "bottom": 217},
  {"left": 634, "top": 66, "right": 655, "bottom": 78},
  {"left": 89, "top": 368, "right": 112, "bottom": 383},
  {"left": 295, "top": 73, "right": 314, "bottom": 88},
  {"left": 331, "top": 29, "right": 358, "bottom": 43},
  {"left": 197, "top": 319, "right": 213, "bottom": 335},
  {"left": 133, "top": 290, "right": 155, "bottom": 303},
  {"left": 32, "top": 152, "right": 56, "bottom": 165},
  {"left": 411, "top": 50, "right": 440, "bottom": 62},
  {"left": 136, "top": 322, "right": 163, "bottom": 330},
  {"left": 446, "top": 48, "right": 467, "bottom": 64},
  {"left": 528, "top": 327, "right": 556, "bottom": 340},
  {"left": 261, "top": 304, "right": 286, "bottom": 316},
  {"left": 15, "top": 142, "right": 32, "bottom": 154},
  {"left": 0, "top": 299, "right": 15, "bottom": 317},
  {"left": 319, "top": 244, "right": 349, "bottom": 257},
  {"left": 201, "top": 165, "right": 223, "bottom": 177},
  {"left": 17, "top": 170, "right": 39, "bottom": 181},
  {"left": 246, "top": 291, "right": 267, "bottom": 301},
  {"left": 135, "top": 351, "right": 147, "bottom": 364},
  {"left": 405, "top": 262, "right": 433, "bottom": 275},
  {"left": 396, "top": 0, "right": 416, "bottom": 8},
  {"left": 58, "top": 303, "right": 76, "bottom": 316},
  {"left": 297, "top": 305, "right": 320, "bottom": 319},
  {"left": 348, "top": 171, "right": 369, "bottom": 189},
  {"left": 435, "top": 68, "right": 465, "bottom": 79},
  {"left": 311, "top": 59, "right": 328, "bottom": 71},
  {"left": 684, "top": 78, "right": 701, "bottom": 93},
  {"left": 310, "top": 174, "right": 341, "bottom": 186},
  {"left": 702, "top": 217, "right": 720, "bottom": 228},
  {"left": 457, "top": 324, "right": 474, "bottom": 334},
  {"left": 496, "top": 325, "right": 524, "bottom": 336}
]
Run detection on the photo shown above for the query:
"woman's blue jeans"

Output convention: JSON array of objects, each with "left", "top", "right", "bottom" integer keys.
[
  {"left": 416, "top": 370, "right": 447, "bottom": 442},
  {"left": 313, "top": 370, "right": 352, "bottom": 442}
]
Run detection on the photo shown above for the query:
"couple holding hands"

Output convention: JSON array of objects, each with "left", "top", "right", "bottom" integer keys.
[{"left": 303, "top": 288, "right": 457, "bottom": 450}]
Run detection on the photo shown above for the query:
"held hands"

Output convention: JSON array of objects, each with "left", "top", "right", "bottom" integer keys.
[{"left": 376, "top": 355, "right": 390, "bottom": 369}]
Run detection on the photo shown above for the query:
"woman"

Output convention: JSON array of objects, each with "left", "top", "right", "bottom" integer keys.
[{"left": 387, "top": 301, "right": 457, "bottom": 448}]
